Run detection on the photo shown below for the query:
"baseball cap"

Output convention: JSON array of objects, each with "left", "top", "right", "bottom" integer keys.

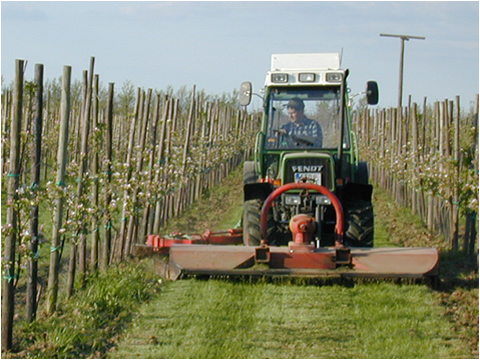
[{"left": 286, "top": 98, "right": 305, "bottom": 111}]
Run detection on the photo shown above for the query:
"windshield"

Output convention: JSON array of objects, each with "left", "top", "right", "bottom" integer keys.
[{"left": 264, "top": 86, "right": 348, "bottom": 150}]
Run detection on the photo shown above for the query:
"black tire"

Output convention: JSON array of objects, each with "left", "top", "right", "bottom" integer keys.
[
  {"left": 355, "top": 162, "right": 369, "bottom": 184},
  {"left": 243, "top": 161, "right": 256, "bottom": 184},
  {"left": 344, "top": 201, "right": 374, "bottom": 247},
  {"left": 243, "top": 199, "right": 278, "bottom": 246}
]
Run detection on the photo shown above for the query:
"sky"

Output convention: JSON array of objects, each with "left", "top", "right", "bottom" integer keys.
[{"left": 1, "top": 1, "right": 479, "bottom": 110}]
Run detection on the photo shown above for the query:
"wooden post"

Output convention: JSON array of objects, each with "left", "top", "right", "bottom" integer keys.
[
  {"left": 72, "top": 75, "right": 85, "bottom": 163},
  {"left": 103, "top": 83, "right": 114, "bottom": 269},
  {"left": 195, "top": 103, "right": 208, "bottom": 201},
  {"left": 125, "top": 89, "right": 151, "bottom": 257},
  {"left": 2, "top": 59, "right": 24, "bottom": 352},
  {"left": 450, "top": 97, "right": 460, "bottom": 250},
  {"left": 427, "top": 102, "right": 439, "bottom": 231},
  {"left": 464, "top": 94, "right": 479, "bottom": 257},
  {"left": 1, "top": 90, "right": 11, "bottom": 176},
  {"left": 46, "top": 65, "right": 71, "bottom": 314},
  {"left": 67, "top": 59, "right": 94, "bottom": 297},
  {"left": 177, "top": 85, "right": 196, "bottom": 215},
  {"left": 26, "top": 63, "right": 43, "bottom": 322},
  {"left": 152, "top": 97, "right": 170, "bottom": 234},
  {"left": 411, "top": 102, "right": 419, "bottom": 215},
  {"left": 115, "top": 88, "right": 140, "bottom": 263},
  {"left": 42, "top": 92, "right": 50, "bottom": 182},
  {"left": 78, "top": 56, "right": 95, "bottom": 283},
  {"left": 66, "top": 242, "right": 77, "bottom": 298},
  {"left": 422, "top": 97, "right": 427, "bottom": 157},
  {"left": 162, "top": 99, "right": 178, "bottom": 225},
  {"left": 90, "top": 75, "right": 100, "bottom": 271},
  {"left": 140, "top": 94, "right": 161, "bottom": 239},
  {"left": 207, "top": 101, "right": 216, "bottom": 188}
]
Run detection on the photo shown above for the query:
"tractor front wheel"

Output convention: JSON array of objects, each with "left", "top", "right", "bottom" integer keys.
[
  {"left": 243, "top": 199, "right": 278, "bottom": 246},
  {"left": 344, "top": 201, "right": 374, "bottom": 247}
]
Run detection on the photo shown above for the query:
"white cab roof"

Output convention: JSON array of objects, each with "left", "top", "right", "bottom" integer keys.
[{"left": 271, "top": 53, "right": 341, "bottom": 71}]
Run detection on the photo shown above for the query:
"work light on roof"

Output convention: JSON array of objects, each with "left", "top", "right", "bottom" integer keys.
[
  {"left": 271, "top": 73, "right": 288, "bottom": 83},
  {"left": 326, "top": 72, "right": 343, "bottom": 83},
  {"left": 299, "top": 73, "right": 316, "bottom": 82}
]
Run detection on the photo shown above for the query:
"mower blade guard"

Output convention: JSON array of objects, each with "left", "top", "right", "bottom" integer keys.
[
  {"left": 154, "top": 256, "right": 183, "bottom": 281},
  {"left": 348, "top": 247, "right": 439, "bottom": 278},
  {"left": 153, "top": 245, "right": 439, "bottom": 280}
]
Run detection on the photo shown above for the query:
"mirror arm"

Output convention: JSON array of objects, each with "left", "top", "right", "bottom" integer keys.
[
  {"left": 252, "top": 93, "right": 264, "bottom": 101},
  {"left": 348, "top": 91, "right": 366, "bottom": 106}
]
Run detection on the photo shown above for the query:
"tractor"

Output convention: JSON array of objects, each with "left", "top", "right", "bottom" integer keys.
[
  {"left": 140, "top": 53, "right": 439, "bottom": 281},
  {"left": 240, "top": 53, "right": 378, "bottom": 249}
]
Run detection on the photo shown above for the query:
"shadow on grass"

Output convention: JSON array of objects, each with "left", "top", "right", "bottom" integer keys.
[{"left": 436, "top": 249, "right": 478, "bottom": 292}]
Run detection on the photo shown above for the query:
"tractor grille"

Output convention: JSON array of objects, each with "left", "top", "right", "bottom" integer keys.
[{"left": 283, "top": 157, "right": 333, "bottom": 189}]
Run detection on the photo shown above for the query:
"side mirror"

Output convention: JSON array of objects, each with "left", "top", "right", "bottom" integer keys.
[
  {"left": 366, "top": 81, "right": 379, "bottom": 105},
  {"left": 239, "top": 81, "right": 252, "bottom": 106}
]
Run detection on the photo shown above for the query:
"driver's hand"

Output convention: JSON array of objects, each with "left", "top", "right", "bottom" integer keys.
[{"left": 274, "top": 129, "right": 287, "bottom": 135}]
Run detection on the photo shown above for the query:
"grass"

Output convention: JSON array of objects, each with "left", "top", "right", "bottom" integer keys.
[
  {"left": 1, "top": 165, "right": 245, "bottom": 358},
  {"left": 3, "top": 164, "right": 478, "bottom": 358},
  {"left": 160, "top": 165, "right": 244, "bottom": 234},
  {"left": 8, "top": 260, "right": 162, "bottom": 359},
  {"left": 372, "top": 184, "right": 479, "bottom": 357},
  {"left": 109, "top": 279, "right": 467, "bottom": 359},
  {"left": 108, "top": 171, "right": 477, "bottom": 359}
]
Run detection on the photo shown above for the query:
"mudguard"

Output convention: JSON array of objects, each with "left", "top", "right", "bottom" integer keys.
[{"left": 244, "top": 182, "right": 274, "bottom": 202}]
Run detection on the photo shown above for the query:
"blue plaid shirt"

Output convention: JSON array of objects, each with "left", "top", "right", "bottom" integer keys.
[{"left": 281, "top": 118, "right": 323, "bottom": 147}]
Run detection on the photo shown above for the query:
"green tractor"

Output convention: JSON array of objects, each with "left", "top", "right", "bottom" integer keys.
[{"left": 240, "top": 53, "right": 379, "bottom": 248}]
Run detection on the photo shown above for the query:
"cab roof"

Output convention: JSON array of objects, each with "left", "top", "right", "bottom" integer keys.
[{"left": 271, "top": 53, "right": 341, "bottom": 71}]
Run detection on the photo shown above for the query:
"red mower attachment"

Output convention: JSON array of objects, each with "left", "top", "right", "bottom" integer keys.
[
  {"left": 141, "top": 228, "right": 243, "bottom": 254},
  {"left": 138, "top": 183, "right": 439, "bottom": 281}
]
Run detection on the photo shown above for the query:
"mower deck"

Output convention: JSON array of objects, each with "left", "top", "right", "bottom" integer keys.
[
  {"left": 138, "top": 184, "right": 439, "bottom": 282},
  {"left": 139, "top": 242, "right": 439, "bottom": 281}
]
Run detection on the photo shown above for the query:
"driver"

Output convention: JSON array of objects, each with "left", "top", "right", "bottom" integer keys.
[{"left": 278, "top": 98, "right": 323, "bottom": 147}]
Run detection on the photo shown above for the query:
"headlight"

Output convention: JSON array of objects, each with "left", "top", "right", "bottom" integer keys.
[
  {"left": 298, "top": 73, "right": 316, "bottom": 82},
  {"left": 284, "top": 195, "right": 301, "bottom": 205},
  {"left": 271, "top": 73, "right": 288, "bottom": 83},
  {"left": 284, "top": 194, "right": 331, "bottom": 206},
  {"left": 326, "top": 72, "right": 343, "bottom": 83},
  {"left": 315, "top": 195, "right": 332, "bottom": 205}
]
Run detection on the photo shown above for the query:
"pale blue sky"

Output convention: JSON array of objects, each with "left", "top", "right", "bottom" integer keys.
[{"left": 1, "top": 1, "right": 479, "bottom": 109}]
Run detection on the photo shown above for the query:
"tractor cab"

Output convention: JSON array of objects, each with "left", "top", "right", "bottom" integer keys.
[
  {"left": 264, "top": 86, "right": 344, "bottom": 151},
  {"left": 241, "top": 53, "right": 378, "bottom": 247}
]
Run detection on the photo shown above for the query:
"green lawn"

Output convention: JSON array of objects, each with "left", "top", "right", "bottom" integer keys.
[
  {"left": 108, "top": 177, "right": 472, "bottom": 359},
  {"left": 107, "top": 169, "right": 472, "bottom": 358},
  {"left": 4, "top": 166, "right": 476, "bottom": 358},
  {"left": 109, "top": 279, "right": 466, "bottom": 359}
]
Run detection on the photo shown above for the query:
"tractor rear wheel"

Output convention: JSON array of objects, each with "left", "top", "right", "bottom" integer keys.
[
  {"left": 243, "top": 161, "right": 256, "bottom": 184},
  {"left": 344, "top": 201, "right": 374, "bottom": 247},
  {"left": 243, "top": 199, "right": 277, "bottom": 246}
]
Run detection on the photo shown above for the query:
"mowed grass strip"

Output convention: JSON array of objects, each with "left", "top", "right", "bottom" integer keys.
[
  {"left": 108, "top": 168, "right": 473, "bottom": 359},
  {"left": 109, "top": 279, "right": 465, "bottom": 359}
]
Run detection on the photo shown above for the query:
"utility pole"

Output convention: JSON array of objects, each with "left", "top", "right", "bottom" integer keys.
[{"left": 380, "top": 33, "right": 425, "bottom": 108}]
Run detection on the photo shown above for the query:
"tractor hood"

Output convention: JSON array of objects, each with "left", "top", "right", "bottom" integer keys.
[{"left": 278, "top": 152, "right": 336, "bottom": 191}]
